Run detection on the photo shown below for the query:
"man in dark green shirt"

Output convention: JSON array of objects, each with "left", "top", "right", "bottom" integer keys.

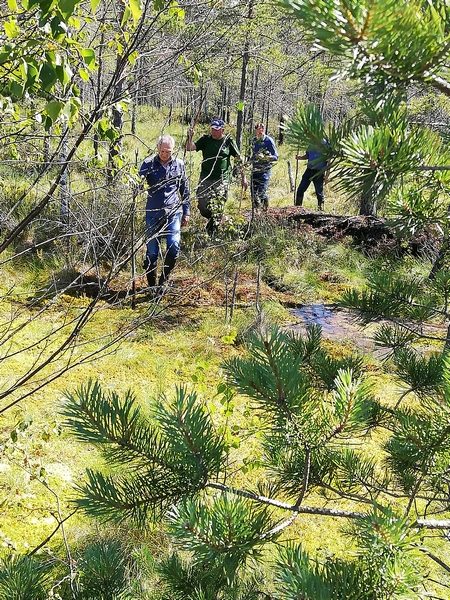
[{"left": 186, "top": 118, "right": 247, "bottom": 236}]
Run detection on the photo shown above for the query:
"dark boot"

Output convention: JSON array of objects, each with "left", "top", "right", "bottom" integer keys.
[
  {"left": 318, "top": 202, "right": 324, "bottom": 211},
  {"left": 143, "top": 258, "right": 157, "bottom": 288},
  {"left": 206, "top": 218, "right": 218, "bottom": 237},
  {"left": 158, "top": 257, "right": 176, "bottom": 286}
]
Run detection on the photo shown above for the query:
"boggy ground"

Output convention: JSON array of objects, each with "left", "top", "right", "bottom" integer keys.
[{"left": 0, "top": 219, "right": 445, "bottom": 580}]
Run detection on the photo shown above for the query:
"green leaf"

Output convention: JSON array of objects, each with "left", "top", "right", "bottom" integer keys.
[
  {"left": 4, "top": 19, "right": 20, "bottom": 39},
  {"left": 39, "top": 62, "right": 57, "bottom": 90},
  {"left": 78, "top": 67, "right": 89, "bottom": 81},
  {"left": 59, "top": 0, "right": 79, "bottom": 19},
  {"left": 55, "top": 62, "right": 73, "bottom": 86},
  {"left": 129, "top": 0, "right": 142, "bottom": 24},
  {"left": 7, "top": 0, "right": 18, "bottom": 10},
  {"left": 128, "top": 50, "right": 139, "bottom": 66},
  {"left": 68, "top": 15, "right": 80, "bottom": 28},
  {"left": 81, "top": 47, "right": 96, "bottom": 69},
  {"left": 44, "top": 100, "right": 64, "bottom": 121},
  {"left": 9, "top": 80, "right": 25, "bottom": 98},
  {"left": 104, "top": 127, "right": 118, "bottom": 142},
  {"left": 25, "top": 61, "right": 39, "bottom": 87},
  {"left": 64, "top": 96, "right": 81, "bottom": 125},
  {"left": 121, "top": 5, "right": 131, "bottom": 26},
  {"left": 90, "top": 0, "right": 100, "bottom": 11}
]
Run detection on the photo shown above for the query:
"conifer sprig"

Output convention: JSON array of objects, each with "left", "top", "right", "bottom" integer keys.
[
  {"left": 167, "top": 494, "right": 276, "bottom": 584},
  {"left": 64, "top": 383, "right": 227, "bottom": 523}
]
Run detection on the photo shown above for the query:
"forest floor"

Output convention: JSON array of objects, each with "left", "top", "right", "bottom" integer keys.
[
  {"left": 0, "top": 219, "right": 433, "bottom": 551},
  {"left": 1, "top": 213, "right": 449, "bottom": 596}
]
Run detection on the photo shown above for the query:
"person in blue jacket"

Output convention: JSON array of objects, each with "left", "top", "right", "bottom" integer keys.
[
  {"left": 295, "top": 140, "right": 329, "bottom": 211},
  {"left": 250, "top": 123, "right": 278, "bottom": 209},
  {"left": 139, "top": 135, "right": 190, "bottom": 288}
]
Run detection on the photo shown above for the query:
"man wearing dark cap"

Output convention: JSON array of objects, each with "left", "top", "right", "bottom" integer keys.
[{"left": 186, "top": 118, "right": 247, "bottom": 236}]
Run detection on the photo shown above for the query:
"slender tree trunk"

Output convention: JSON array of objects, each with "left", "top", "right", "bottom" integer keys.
[
  {"left": 93, "top": 19, "right": 105, "bottom": 160},
  {"left": 131, "top": 57, "right": 140, "bottom": 135},
  {"left": 265, "top": 81, "right": 271, "bottom": 132},
  {"left": 359, "top": 195, "right": 377, "bottom": 216},
  {"left": 225, "top": 83, "right": 230, "bottom": 124},
  {"left": 278, "top": 113, "right": 286, "bottom": 145},
  {"left": 107, "top": 82, "right": 125, "bottom": 182},
  {"left": 41, "top": 132, "right": 51, "bottom": 174},
  {"left": 236, "top": 0, "right": 254, "bottom": 150},
  {"left": 60, "top": 127, "right": 70, "bottom": 226},
  {"left": 287, "top": 160, "right": 294, "bottom": 192},
  {"left": 247, "top": 64, "right": 259, "bottom": 143}
]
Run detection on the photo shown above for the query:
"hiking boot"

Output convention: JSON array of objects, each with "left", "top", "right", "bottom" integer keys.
[
  {"left": 143, "top": 257, "right": 157, "bottom": 288},
  {"left": 146, "top": 270, "right": 157, "bottom": 288},
  {"left": 158, "top": 259, "right": 176, "bottom": 286}
]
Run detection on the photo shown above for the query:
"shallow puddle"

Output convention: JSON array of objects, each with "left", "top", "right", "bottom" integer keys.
[{"left": 289, "top": 304, "right": 381, "bottom": 354}]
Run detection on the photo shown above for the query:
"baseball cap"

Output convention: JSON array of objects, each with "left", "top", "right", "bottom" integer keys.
[{"left": 210, "top": 118, "right": 225, "bottom": 129}]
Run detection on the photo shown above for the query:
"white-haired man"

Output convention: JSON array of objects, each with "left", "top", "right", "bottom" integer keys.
[{"left": 139, "top": 135, "right": 190, "bottom": 288}]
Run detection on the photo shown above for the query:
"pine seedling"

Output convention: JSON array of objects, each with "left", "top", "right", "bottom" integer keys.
[
  {"left": 392, "top": 347, "right": 445, "bottom": 401},
  {"left": 224, "top": 328, "right": 314, "bottom": 426},
  {"left": 0, "top": 554, "right": 51, "bottom": 600},
  {"left": 275, "top": 544, "right": 376, "bottom": 600},
  {"left": 76, "top": 539, "right": 132, "bottom": 600},
  {"left": 350, "top": 506, "right": 423, "bottom": 598}
]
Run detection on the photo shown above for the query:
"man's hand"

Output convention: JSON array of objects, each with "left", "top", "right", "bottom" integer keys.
[
  {"left": 185, "top": 129, "right": 196, "bottom": 151},
  {"left": 181, "top": 215, "right": 190, "bottom": 227}
]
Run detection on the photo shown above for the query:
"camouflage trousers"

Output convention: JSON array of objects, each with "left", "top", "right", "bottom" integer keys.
[{"left": 196, "top": 177, "right": 229, "bottom": 236}]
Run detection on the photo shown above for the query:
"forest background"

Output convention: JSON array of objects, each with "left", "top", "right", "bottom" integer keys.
[{"left": 1, "top": 0, "right": 450, "bottom": 598}]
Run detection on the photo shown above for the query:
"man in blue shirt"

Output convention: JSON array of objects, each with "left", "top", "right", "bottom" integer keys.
[
  {"left": 250, "top": 123, "right": 278, "bottom": 209},
  {"left": 139, "top": 135, "right": 190, "bottom": 288},
  {"left": 295, "top": 141, "right": 329, "bottom": 211}
]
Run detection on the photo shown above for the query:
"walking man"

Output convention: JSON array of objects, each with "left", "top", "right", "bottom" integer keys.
[
  {"left": 139, "top": 135, "right": 190, "bottom": 288},
  {"left": 295, "top": 141, "right": 329, "bottom": 211},
  {"left": 185, "top": 118, "right": 247, "bottom": 236},
  {"left": 250, "top": 123, "right": 278, "bottom": 210}
]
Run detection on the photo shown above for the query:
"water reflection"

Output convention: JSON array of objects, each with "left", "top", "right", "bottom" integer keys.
[{"left": 290, "top": 304, "right": 376, "bottom": 353}]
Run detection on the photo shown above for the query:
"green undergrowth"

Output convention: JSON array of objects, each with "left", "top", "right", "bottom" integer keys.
[
  {"left": 0, "top": 237, "right": 437, "bottom": 555},
  {"left": 1, "top": 241, "right": 450, "bottom": 597},
  {"left": 0, "top": 260, "right": 292, "bottom": 553}
]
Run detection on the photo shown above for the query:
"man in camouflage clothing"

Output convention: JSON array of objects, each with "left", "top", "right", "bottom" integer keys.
[{"left": 186, "top": 118, "right": 247, "bottom": 236}]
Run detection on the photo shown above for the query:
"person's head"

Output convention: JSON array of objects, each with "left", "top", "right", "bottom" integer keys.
[
  {"left": 254, "top": 122, "right": 265, "bottom": 139},
  {"left": 157, "top": 134, "right": 175, "bottom": 163},
  {"left": 210, "top": 118, "right": 225, "bottom": 139}
]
